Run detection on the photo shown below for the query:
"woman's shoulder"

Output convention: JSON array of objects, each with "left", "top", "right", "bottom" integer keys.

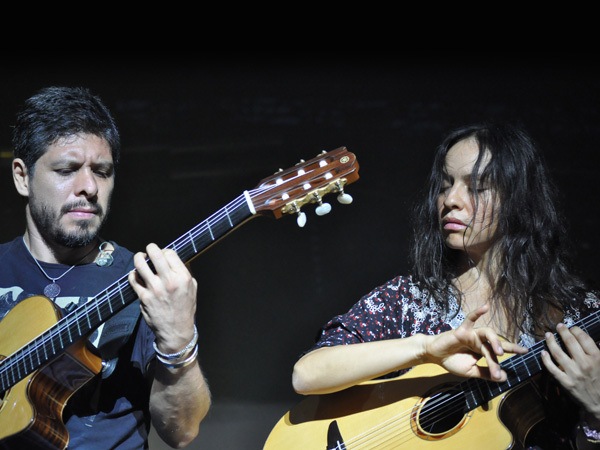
[{"left": 363, "top": 275, "right": 439, "bottom": 308}]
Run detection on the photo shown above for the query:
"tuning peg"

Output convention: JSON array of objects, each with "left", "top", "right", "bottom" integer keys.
[
  {"left": 315, "top": 203, "right": 332, "bottom": 216},
  {"left": 297, "top": 211, "right": 307, "bottom": 227},
  {"left": 311, "top": 192, "right": 331, "bottom": 216},
  {"left": 337, "top": 192, "right": 353, "bottom": 205}
]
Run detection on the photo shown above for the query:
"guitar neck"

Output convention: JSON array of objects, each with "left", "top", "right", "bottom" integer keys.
[
  {"left": 0, "top": 145, "right": 360, "bottom": 394},
  {"left": 457, "top": 308, "right": 600, "bottom": 412},
  {"left": 0, "top": 194, "right": 254, "bottom": 393}
]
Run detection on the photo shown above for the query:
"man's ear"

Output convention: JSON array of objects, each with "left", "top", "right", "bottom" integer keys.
[{"left": 12, "top": 158, "right": 30, "bottom": 198}]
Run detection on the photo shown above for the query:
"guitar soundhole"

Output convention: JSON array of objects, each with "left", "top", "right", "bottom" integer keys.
[{"left": 413, "top": 386, "right": 469, "bottom": 439}]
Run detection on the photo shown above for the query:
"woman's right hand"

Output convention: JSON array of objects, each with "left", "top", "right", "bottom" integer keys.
[{"left": 422, "top": 305, "right": 528, "bottom": 381}]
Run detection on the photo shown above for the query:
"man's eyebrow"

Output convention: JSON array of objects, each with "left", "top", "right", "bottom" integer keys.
[{"left": 92, "top": 160, "right": 114, "bottom": 169}]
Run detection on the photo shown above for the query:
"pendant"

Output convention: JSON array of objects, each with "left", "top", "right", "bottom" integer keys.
[
  {"left": 44, "top": 282, "right": 61, "bottom": 299},
  {"left": 96, "top": 251, "right": 114, "bottom": 267},
  {"left": 96, "top": 241, "right": 114, "bottom": 267}
]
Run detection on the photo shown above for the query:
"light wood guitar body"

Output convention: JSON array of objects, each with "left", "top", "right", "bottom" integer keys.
[
  {"left": 265, "top": 360, "right": 546, "bottom": 450},
  {"left": 0, "top": 147, "right": 360, "bottom": 449}
]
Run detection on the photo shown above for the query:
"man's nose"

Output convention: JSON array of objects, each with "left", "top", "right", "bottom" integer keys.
[{"left": 75, "top": 168, "right": 98, "bottom": 197}]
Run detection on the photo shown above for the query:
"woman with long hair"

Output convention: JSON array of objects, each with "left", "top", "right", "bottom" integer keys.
[{"left": 292, "top": 123, "right": 600, "bottom": 448}]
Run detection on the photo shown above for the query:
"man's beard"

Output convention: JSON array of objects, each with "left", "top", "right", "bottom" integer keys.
[{"left": 29, "top": 196, "right": 110, "bottom": 249}]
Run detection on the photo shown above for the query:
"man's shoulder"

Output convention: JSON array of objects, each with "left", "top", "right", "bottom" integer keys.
[{"left": 0, "top": 237, "right": 24, "bottom": 260}]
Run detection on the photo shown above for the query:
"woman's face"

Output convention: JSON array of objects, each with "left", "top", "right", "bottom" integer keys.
[{"left": 437, "top": 138, "right": 499, "bottom": 262}]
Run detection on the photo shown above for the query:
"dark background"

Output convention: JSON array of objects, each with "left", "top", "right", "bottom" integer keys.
[{"left": 1, "top": 53, "right": 599, "bottom": 448}]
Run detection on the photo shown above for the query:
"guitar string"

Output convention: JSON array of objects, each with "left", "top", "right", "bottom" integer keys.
[
  {"left": 345, "top": 334, "right": 554, "bottom": 449},
  {"left": 321, "top": 325, "right": 600, "bottom": 450},
  {"left": 0, "top": 192, "right": 253, "bottom": 381},
  {"left": 0, "top": 171, "right": 320, "bottom": 386},
  {"left": 345, "top": 343, "right": 549, "bottom": 449},
  {"left": 0, "top": 178, "right": 596, "bottom": 442},
  {"left": 339, "top": 316, "right": 600, "bottom": 448},
  {"left": 337, "top": 325, "right": 567, "bottom": 448},
  {"left": 1, "top": 183, "right": 594, "bottom": 446},
  {"left": 3, "top": 155, "right": 354, "bottom": 388},
  {"left": 335, "top": 362, "right": 529, "bottom": 449}
]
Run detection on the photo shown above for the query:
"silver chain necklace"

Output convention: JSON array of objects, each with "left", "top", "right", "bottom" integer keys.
[{"left": 22, "top": 237, "right": 85, "bottom": 299}]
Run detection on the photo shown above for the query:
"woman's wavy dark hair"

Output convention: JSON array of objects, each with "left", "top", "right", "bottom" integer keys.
[{"left": 410, "top": 123, "right": 588, "bottom": 337}]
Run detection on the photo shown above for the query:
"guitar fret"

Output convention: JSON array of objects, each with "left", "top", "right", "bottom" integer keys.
[
  {"left": 36, "top": 345, "right": 42, "bottom": 366},
  {"left": 513, "top": 365, "right": 521, "bottom": 383},
  {"left": 524, "top": 359, "right": 532, "bottom": 377},
  {"left": 189, "top": 231, "right": 197, "bottom": 253},
  {"left": 473, "top": 379, "right": 486, "bottom": 406},
  {"left": 466, "top": 380, "right": 477, "bottom": 409},
  {"left": 119, "top": 283, "right": 126, "bottom": 304},
  {"left": 76, "top": 312, "right": 82, "bottom": 336},
  {"left": 95, "top": 300, "right": 102, "bottom": 322},
  {"left": 207, "top": 220, "right": 215, "bottom": 241},
  {"left": 0, "top": 190, "right": 260, "bottom": 393},
  {"left": 224, "top": 205, "right": 234, "bottom": 227},
  {"left": 107, "top": 291, "right": 114, "bottom": 314}
]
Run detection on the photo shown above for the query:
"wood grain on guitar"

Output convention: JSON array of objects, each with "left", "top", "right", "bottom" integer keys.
[
  {"left": 264, "top": 358, "right": 546, "bottom": 450},
  {"left": 0, "top": 147, "right": 359, "bottom": 449}
]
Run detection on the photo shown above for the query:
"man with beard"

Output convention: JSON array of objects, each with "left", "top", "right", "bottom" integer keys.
[{"left": 0, "top": 87, "right": 210, "bottom": 449}]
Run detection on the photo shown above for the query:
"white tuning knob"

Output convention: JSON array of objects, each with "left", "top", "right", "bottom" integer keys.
[
  {"left": 297, "top": 212, "right": 307, "bottom": 227},
  {"left": 315, "top": 203, "right": 332, "bottom": 216},
  {"left": 337, "top": 193, "right": 353, "bottom": 205}
]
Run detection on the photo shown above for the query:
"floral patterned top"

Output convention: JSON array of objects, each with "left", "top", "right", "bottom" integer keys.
[
  {"left": 311, "top": 275, "right": 599, "bottom": 354},
  {"left": 307, "top": 274, "right": 600, "bottom": 448}
]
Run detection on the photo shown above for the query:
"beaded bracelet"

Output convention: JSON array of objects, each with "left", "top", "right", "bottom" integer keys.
[
  {"left": 156, "top": 344, "right": 199, "bottom": 369},
  {"left": 152, "top": 325, "right": 198, "bottom": 361}
]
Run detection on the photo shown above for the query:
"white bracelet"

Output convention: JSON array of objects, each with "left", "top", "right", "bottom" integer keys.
[
  {"left": 153, "top": 325, "right": 198, "bottom": 361},
  {"left": 156, "top": 344, "right": 199, "bottom": 369}
]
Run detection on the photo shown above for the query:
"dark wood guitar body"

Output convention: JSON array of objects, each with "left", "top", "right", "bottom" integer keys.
[{"left": 0, "top": 296, "right": 102, "bottom": 449}]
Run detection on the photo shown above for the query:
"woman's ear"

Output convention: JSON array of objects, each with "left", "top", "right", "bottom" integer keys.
[{"left": 12, "top": 158, "right": 30, "bottom": 198}]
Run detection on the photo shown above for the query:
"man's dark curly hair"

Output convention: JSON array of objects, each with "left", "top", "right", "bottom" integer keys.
[{"left": 12, "top": 86, "right": 120, "bottom": 173}]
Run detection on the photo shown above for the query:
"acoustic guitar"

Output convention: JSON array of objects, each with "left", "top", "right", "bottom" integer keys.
[
  {"left": 0, "top": 147, "right": 359, "bottom": 449},
  {"left": 264, "top": 310, "right": 600, "bottom": 449}
]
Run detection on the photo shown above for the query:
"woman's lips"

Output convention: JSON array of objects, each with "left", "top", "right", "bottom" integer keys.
[{"left": 443, "top": 217, "right": 467, "bottom": 230}]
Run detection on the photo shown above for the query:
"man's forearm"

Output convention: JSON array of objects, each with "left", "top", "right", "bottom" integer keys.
[{"left": 149, "top": 360, "right": 211, "bottom": 448}]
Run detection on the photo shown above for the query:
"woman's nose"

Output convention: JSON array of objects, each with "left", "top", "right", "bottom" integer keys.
[{"left": 443, "top": 184, "right": 466, "bottom": 210}]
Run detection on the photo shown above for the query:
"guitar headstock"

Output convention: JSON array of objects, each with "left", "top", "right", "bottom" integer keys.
[{"left": 248, "top": 146, "right": 359, "bottom": 226}]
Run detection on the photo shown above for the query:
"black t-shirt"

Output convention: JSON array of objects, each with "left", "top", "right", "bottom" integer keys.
[{"left": 0, "top": 236, "right": 156, "bottom": 449}]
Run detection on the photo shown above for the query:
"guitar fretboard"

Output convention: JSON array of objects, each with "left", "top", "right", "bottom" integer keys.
[
  {"left": 0, "top": 193, "right": 254, "bottom": 393},
  {"left": 429, "top": 308, "right": 600, "bottom": 418}
]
